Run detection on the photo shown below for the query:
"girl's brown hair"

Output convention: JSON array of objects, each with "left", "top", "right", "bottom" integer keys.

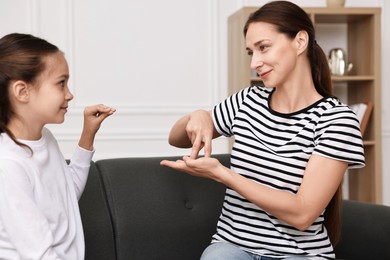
[
  {"left": 243, "top": 1, "right": 341, "bottom": 245},
  {"left": 0, "top": 33, "right": 60, "bottom": 150}
]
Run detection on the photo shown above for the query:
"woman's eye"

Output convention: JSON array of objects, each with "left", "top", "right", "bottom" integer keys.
[
  {"left": 247, "top": 50, "right": 253, "bottom": 56},
  {"left": 59, "top": 80, "right": 65, "bottom": 87},
  {"left": 259, "top": 45, "right": 269, "bottom": 51}
]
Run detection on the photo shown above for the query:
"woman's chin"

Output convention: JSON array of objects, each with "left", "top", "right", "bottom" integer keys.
[{"left": 262, "top": 81, "right": 274, "bottom": 88}]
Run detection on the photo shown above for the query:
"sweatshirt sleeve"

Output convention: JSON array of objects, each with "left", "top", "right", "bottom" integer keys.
[
  {"left": 68, "top": 146, "right": 94, "bottom": 200},
  {"left": 0, "top": 162, "right": 62, "bottom": 259}
]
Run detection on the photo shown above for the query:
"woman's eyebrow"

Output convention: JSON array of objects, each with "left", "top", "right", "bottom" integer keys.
[{"left": 246, "top": 39, "right": 267, "bottom": 51}]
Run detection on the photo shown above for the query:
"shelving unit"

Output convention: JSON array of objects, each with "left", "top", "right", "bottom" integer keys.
[{"left": 227, "top": 7, "right": 382, "bottom": 203}]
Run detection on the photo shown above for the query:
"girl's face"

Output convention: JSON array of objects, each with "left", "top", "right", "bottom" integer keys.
[
  {"left": 245, "top": 22, "right": 298, "bottom": 88},
  {"left": 28, "top": 52, "right": 73, "bottom": 126}
]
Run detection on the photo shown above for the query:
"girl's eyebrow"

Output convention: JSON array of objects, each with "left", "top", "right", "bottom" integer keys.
[{"left": 57, "top": 74, "right": 69, "bottom": 79}]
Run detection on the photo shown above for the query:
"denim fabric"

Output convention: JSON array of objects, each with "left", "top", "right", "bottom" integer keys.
[{"left": 200, "top": 242, "right": 311, "bottom": 260}]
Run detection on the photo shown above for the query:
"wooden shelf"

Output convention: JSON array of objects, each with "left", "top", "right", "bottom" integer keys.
[
  {"left": 305, "top": 7, "right": 381, "bottom": 23},
  {"left": 250, "top": 75, "right": 374, "bottom": 85},
  {"left": 228, "top": 7, "right": 382, "bottom": 204},
  {"left": 331, "top": 75, "right": 375, "bottom": 81},
  {"left": 363, "top": 140, "right": 376, "bottom": 146}
]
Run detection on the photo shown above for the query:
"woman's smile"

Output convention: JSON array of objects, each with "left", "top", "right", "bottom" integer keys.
[{"left": 259, "top": 69, "right": 272, "bottom": 79}]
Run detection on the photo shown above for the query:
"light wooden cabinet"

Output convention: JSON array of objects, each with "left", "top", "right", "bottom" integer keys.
[{"left": 228, "top": 7, "right": 382, "bottom": 204}]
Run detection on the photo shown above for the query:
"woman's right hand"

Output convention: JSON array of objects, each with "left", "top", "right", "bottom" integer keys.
[
  {"left": 168, "top": 109, "right": 218, "bottom": 159},
  {"left": 185, "top": 110, "right": 215, "bottom": 158}
]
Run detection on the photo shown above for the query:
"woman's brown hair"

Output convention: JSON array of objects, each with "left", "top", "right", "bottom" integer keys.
[
  {"left": 0, "top": 33, "right": 60, "bottom": 150},
  {"left": 243, "top": 1, "right": 341, "bottom": 245}
]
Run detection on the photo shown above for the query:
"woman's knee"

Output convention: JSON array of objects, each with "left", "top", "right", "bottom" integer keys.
[{"left": 200, "top": 242, "right": 253, "bottom": 260}]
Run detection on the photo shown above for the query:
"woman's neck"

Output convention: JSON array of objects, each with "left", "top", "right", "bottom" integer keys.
[{"left": 270, "top": 81, "right": 323, "bottom": 114}]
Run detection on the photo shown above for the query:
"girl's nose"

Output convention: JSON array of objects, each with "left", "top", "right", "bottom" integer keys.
[{"left": 66, "top": 87, "right": 74, "bottom": 101}]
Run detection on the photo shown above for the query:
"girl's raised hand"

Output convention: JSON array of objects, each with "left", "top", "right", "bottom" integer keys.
[
  {"left": 83, "top": 104, "right": 116, "bottom": 134},
  {"left": 78, "top": 104, "right": 116, "bottom": 151}
]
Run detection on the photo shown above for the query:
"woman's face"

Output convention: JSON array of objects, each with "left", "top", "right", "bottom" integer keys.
[{"left": 245, "top": 22, "right": 298, "bottom": 88}]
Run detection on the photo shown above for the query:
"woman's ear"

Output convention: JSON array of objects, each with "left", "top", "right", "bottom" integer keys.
[
  {"left": 295, "top": 30, "right": 309, "bottom": 55},
  {"left": 10, "top": 80, "right": 30, "bottom": 103}
]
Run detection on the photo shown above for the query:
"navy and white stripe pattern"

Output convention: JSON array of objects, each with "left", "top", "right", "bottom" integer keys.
[{"left": 211, "top": 86, "right": 365, "bottom": 259}]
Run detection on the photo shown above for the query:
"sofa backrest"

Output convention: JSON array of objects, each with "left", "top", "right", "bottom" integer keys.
[
  {"left": 79, "top": 155, "right": 390, "bottom": 260},
  {"left": 81, "top": 154, "right": 229, "bottom": 260}
]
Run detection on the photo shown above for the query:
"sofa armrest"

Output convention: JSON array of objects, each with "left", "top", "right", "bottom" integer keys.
[
  {"left": 79, "top": 161, "right": 116, "bottom": 260},
  {"left": 335, "top": 200, "right": 390, "bottom": 259}
]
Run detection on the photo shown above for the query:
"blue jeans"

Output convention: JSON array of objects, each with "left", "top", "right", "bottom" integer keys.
[{"left": 200, "top": 242, "right": 311, "bottom": 260}]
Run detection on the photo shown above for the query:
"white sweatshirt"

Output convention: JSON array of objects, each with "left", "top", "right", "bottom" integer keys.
[{"left": 0, "top": 128, "right": 93, "bottom": 260}]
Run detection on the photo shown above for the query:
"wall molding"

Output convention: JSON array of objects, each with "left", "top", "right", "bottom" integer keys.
[
  {"left": 65, "top": 103, "right": 213, "bottom": 116},
  {"left": 63, "top": 0, "right": 219, "bottom": 114},
  {"left": 54, "top": 130, "right": 169, "bottom": 141},
  {"left": 55, "top": 128, "right": 390, "bottom": 141},
  {"left": 382, "top": 129, "right": 390, "bottom": 137}
]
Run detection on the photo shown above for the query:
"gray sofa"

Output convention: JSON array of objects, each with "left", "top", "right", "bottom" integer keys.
[{"left": 79, "top": 154, "right": 390, "bottom": 260}]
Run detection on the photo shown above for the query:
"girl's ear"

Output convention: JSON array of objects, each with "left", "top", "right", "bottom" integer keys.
[
  {"left": 295, "top": 30, "right": 309, "bottom": 55},
  {"left": 11, "top": 80, "right": 30, "bottom": 103}
]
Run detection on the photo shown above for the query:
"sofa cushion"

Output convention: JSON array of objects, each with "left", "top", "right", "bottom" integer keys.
[{"left": 95, "top": 154, "right": 229, "bottom": 260}]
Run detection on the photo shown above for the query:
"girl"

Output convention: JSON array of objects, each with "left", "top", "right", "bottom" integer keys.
[
  {"left": 0, "top": 33, "right": 115, "bottom": 259},
  {"left": 161, "top": 1, "right": 365, "bottom": 259}
]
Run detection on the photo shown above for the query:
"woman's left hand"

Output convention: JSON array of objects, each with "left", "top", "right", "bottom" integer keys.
[{"left": 160, "top": 156, "right": 226, "bottom": 182}]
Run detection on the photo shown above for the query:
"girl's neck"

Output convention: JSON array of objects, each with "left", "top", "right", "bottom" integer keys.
[{"left": 7, "top": 119, "right": 43, "bottom": 141}]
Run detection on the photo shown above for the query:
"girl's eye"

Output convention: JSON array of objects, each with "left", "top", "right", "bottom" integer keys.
[
  {"left": 59, "top": 80, "right": 65, "bottom": 87},
  {"left": 247, "top": 50, "right": 253, "bottom": 56}
]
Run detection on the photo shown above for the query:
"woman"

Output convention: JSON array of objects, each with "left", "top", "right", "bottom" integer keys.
[{"left": 161, "top": 1, "right": 364, "bottom": 259}]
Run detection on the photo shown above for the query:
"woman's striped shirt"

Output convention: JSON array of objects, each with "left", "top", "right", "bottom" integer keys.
[{"left": 211, "top": 86, "right": 365, "bottom": 259}]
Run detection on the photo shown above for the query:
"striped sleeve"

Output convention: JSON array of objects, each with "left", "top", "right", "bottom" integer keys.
[
  {"left": 212, "top": 87, "right": 251, "bottom": 137},
  {"left": 313, "top": 105, "right": 365, "bottom": 169}
]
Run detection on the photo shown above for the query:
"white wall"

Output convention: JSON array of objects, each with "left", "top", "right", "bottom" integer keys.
[{"left": 1, "top": 0, "right": 389, "bottom": 205}]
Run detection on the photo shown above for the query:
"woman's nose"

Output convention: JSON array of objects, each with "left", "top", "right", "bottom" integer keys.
[{"left": 250, "top": 52, "right": 263, "bottom": 70}]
